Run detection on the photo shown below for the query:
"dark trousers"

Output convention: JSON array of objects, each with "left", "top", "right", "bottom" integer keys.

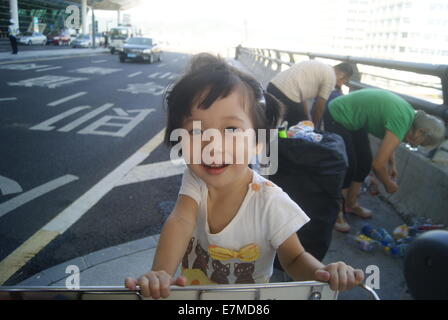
[
  {"left": 323, "top": 108, "right": 372, "bottom": 189},
  {"left": 9, "top": 36, "right": 18, "bottom": 54},
  {"left": 266, "top": 82, "right": 307, "bottom": 126}
]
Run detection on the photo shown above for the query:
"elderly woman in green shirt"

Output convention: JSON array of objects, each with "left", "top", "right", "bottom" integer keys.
[{"left": 323, "top": 88, "right": 446, "bottom": 232}]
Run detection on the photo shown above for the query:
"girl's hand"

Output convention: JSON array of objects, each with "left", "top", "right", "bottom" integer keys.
[
  {"left": 124, "top": 271, "right": 187, "bottom": 299},
  {"left": 313, "top": 262, "right": 364, "bottom": 292}
]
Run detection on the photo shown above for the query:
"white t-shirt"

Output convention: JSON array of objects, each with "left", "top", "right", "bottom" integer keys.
[
  {"left": 178, "top": 167, "right": 310, "bottom": 285},
  {"left": 270, "top": 60, "right": 336, "bottom": 103}
]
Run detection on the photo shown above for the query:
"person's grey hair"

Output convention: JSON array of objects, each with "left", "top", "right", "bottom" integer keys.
[{"left": 412, "top": 110, "right": 446, "bottom": 147}]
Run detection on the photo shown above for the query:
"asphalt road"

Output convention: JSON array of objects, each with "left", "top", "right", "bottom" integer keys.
[{"left": 0, "top": 51, "right": 191, "bottom": 284}]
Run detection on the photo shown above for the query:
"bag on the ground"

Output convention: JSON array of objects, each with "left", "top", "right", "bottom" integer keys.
[{"left": 269, "top": 131, "right": 347, "bottom": 265}]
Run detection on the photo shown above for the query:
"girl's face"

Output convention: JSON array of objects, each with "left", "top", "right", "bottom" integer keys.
[{"left": 182, "top": 86, "right": 259, "bottom": 190}]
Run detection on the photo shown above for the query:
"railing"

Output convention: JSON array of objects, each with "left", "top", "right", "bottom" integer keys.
[{"left": 237, "top": 47, "right": 448, "bottom": 123}]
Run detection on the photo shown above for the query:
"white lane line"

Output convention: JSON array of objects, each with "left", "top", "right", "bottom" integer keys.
[
  {"left": 0, "top": 98, "right": 17, "bottom": 102},
  {"left": 35, "top": 66, "right": 62, "bottom": 72},
  {"left": 159, "top": 72, "right": 171, "bottom": 79},
  {"left": 0, "top": 176, "right": 23, "bottom": 196},
  {"left": 44, "top": 127, "right": 165, "bottom": 233},
  {"left": 0, "top": 175, "right": 79, "bottom": 219},
  {"left": 148, "top": 72, "right": 161, "bottom": 78},
  {"left": 116, "top": 159, "right": 186, "bottom": 187},
  {"left": 128, "top": 71, "right": 142, "bottom": 78},
  {"left": 91, "top": 60, "right": 107, "bottom": 63},
  {"left": 0, "top": 128, "right": 165, "bottom": 284},
  {"left": 47, "top": 92, "right": 87, "bottom": 107},
  {"left": 157, "top": 63, "right": 166, "bottom": 68}
]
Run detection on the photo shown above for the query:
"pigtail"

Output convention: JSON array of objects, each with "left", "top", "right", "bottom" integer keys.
[{"left": 263, "top": 91, "right": 285, "bottom": 129}]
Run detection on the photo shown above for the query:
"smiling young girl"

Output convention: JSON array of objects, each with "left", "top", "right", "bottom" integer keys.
[{"left": 125, "top": 53, "right": 364, "bottom": 298}]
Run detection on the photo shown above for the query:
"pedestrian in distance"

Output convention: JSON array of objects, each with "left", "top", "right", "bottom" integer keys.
[
  {"left": 125, "top": 53, "right": 364, "bottom": 299},
  {"left": 267, "top": 59, "right": 354, "bottom": 128},
  {"left": 324, "top": 88, "right": 446, "bottom": 231},
  {"left": 8, "top": 19, "right": 19, "bottom": 54}
]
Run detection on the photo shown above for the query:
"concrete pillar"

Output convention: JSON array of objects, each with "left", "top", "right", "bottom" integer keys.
[
  {"left": 81, "top": 0, "right": 87, "bottom": 34},
  {"left": 117, "top": 9, "right": 121, "bottom": 26},
  {"left": 9, "top": 0, "right": 19, "bottom": 30}
]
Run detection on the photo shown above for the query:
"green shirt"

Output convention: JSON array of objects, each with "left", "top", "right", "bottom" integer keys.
[{"left": 328, "top": 88, "right": 415, "bottom": 140}]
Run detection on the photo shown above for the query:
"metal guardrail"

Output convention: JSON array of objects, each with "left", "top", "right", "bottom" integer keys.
[{"left": 238, "top": 47, "right": 448, "bottom": 123}]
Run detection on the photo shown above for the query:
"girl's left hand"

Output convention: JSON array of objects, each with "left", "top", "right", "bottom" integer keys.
[{"left": 314, "top": 262, "right": 364, "bottom": 292}]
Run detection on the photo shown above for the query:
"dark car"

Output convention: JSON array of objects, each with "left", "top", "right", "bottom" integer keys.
[{"left": 118, "top": 37, "right": 162, "bottom": 63}]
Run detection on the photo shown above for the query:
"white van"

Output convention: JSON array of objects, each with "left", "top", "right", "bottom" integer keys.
[{"left": 109, "top": 26, "right": 138, "bottom": 54}]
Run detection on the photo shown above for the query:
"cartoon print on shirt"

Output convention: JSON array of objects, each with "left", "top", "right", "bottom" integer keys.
[
  {"left": 192, "top": 240, "right": 210, "bottom": 275},
  {"left": 182, "top": 237, "right": 195, "bottom": 269},
  {"left": 210, "top": 259, "right": 231, "bottom": 284},
  {"left": 234, "top": 262, "right": 256, "bottom": 284}
]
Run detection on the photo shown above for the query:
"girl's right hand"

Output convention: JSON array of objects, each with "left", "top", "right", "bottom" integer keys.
[{"left": 124, "top": 271, "right": 187, "bottom": 299}]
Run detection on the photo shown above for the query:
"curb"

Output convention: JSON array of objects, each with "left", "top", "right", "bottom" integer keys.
[
  {"left": 0, "top": 49, "right": 109, "bottom": 64},
  {"left": 18, "top": 234, "right": 160, "bottom": 287}
]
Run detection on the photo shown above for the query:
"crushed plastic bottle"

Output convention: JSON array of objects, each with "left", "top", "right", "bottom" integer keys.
[
  {"left": 287, "top": 121, "right": 323, "bottom": 143},
  {"left": 351, "top": 234, "right": 379, "bottom": 253},
  {"left": 383, "top": 243, "right": 409, "bottom": 258}
]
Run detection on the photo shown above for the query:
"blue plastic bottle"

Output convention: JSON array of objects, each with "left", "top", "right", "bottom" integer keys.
[
  {"left": 361, "top": 224, "right": 383, "bottom": 243},
  {"left": 377, "top": 228, "right": 395, "bottom": 246}
]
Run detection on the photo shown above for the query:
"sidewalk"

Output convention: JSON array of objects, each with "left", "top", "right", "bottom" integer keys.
[
  {"left": 17, "top": 191, "right": 413, "bottom": 300},
  {"left": 0, "top": 47, "right": 109, "bottom": 63}
]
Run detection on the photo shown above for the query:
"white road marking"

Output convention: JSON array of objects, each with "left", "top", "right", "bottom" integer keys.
[
  {"left": 128, "top": 71, "right": 142, "bottom": 78},
  {"left": 91, "top": 60, "right": 107, "bottom": 63},
  {"left": 157, "top": 63, "right": 166, "bottom": 68},
  {"left": 0, "top": 129, "right": 165, "bottom": 284},
  {"left": 58, "top": 103, "right": 114, "bottom": 132},
  {"left": 0, "top": 176, "right": 23, "bottom": 196},
  {"left": 35, "top": 66, "right": 62, "bottom": 72},
  {"left": 0, "top": 175, "right": 78, "bottom": 219},
  {"left": 159, "top": 72, "right": 171, "bottom": 79},
  {"left": 47, "top": 92, "right": 87, "bottom": 107},
  {"left": 148, "top": 72, "right": 161, "bottom": 78},
  {"left": 30, "top": 106, "right": 90, "bottom": 131},
  {"left": 116, "top": 159, "right": 186, "bottom": 186},
  {"left": 77, "top": 109, "right": 155, "bottom": 137},
  {"left": 71, "top": 67, "right": 121, "bottom": 75},
  {"left": 0, "top": 63, "right": 51, "bottom": 71},
  {"left": 8, "top": 76, "right": 88, "bottom": 89},
  {"left": 118, "top": 82, "right": 166, "bottom": 95},
  {"left": 0, "top": 98, "right": 17, "bottom": 102},
  {"left": 44, "top": 128, "right": 165, "bottom": 233}
]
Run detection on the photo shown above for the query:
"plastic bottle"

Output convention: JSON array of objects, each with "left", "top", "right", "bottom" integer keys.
[
  {"left": 351, "top": 234, "right": 379, "bottom": 253},
  {"left": 278, "top": 127, "right": 287, "bottom": 138},
  {"left": 384, "top": 243, "right": 409, "bottom": 258},
  {"left": 393, "top": 224, "right": 409, "bottom": 240},
  {"left": 361, "top": 224, "right": 383, "bottom": 243},
  {"left": 377, "top": 228, "right": 395, "bottom": 247}
]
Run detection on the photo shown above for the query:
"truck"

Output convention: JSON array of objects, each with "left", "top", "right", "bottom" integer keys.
[{"left": 108, "top": 26, "right": 139, "bottom": 54}]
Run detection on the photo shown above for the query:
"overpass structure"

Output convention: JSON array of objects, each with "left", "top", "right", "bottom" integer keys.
[
  {"left": 5, "top": 0, "right": 143, "bottom": 36},
  {"left": 237, "top": 46, "right": 448, "bottom": 226}
]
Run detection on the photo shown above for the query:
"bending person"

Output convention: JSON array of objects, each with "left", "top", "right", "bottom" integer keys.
[
  {"left": 267, "top": 60, "right": 353, "bottom": 127},
  {"left": 324, "top": 88, "right": 445, "bottom": 228}
]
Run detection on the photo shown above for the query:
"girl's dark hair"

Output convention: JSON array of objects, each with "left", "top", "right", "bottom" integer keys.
[{"left": 163, "top": 53, "right": 284, "bottom": 147}]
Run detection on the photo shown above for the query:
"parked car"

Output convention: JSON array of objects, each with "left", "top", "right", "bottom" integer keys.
[
  {"left": 71, "top": 34, "right": 104, "bottom": 48},
  {"left": 53, "top": 31, "right": 72, "bottom": 46},
  {"left": 18, "top": 32, "right": 47, "bottom": 46},
  {"left": 118, "top": 37, "right": 162, "bottom": 63},
  {"left": 71, "top": 35, "right": 91, "bottom": 48}
]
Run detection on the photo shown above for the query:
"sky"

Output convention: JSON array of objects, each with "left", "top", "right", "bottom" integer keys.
[{"left": 120, "top": 0, "right": 324, "bottom": 52}]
